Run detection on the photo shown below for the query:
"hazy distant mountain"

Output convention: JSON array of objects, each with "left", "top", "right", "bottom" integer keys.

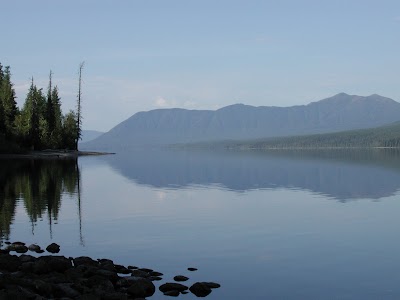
[
  {"left": 80, "top": 130, "right": 104, "bottom": 143},
  {"left": 81, "top": 93, "right": 400, "bottom": 151}
]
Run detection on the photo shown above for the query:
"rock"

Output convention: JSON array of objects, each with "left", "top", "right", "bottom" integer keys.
[
  {"left": 159, "top": 283, "right": 188, "bottom": 293},
  {"left": 174, "top": 275, "right": 189, "bottom": 282},
  {"left": 0, "top": 253, "right": 22, "bottom": 272},
  {"left": 131, "top": 269, "right": 149, "bottom": 278},
  {"left": 28, "top": 244, "right": 41, "bottom": 252},
  {"left": 19, "top": 254, "right": 36, "bottom": 263},
  {"left": 126, "top": 278, "right": 155, "bottom": 298},
  {"left": 114, "top": 264, "right": 130, "bottom": 274},
  {"left": 149, "top": 271, "right": 163, "bottom": 277},
  {"left": 46, "top": 243, "right": 60, "bottom": 253},
  {"left": 39, "top": 256, "right": 72, "bottom": 273},
  {"left": 6, "top": 243, "right": 28, "bottom": 253},
  {"left": 127, "top": 265, "right": 138, "bottom": 270},
  {"left": 94, "top": 269, "right": 119, "bottom": 284},
  {"left": 32, "top": 259, "right": 51, "bottom": 275},
  {"left": 190, "top": 282, "right": 212, "bottom": 297},
  {"left": 138, "top": 268, "right": 153, "bottom": 273},
  {"left": 73, "top": 256, "right": 98, "bottom": 267},
  {"left": 148, "top": 276, "right": 163, "bottom": 281},
  {"left": 203, "top": 282, "right": 221, "bottom": 289},
  {"left": 85, "top": 275, "right": 115, "bottom": 294},
  {"left": 55, "top": 283, "right": 81, "bottom": 298},
  {"left": 188, "top": 267, "right": 198, "bottom": 271},
  {"left": 164, "top": 290, "right": 180, "bottom": 297}
]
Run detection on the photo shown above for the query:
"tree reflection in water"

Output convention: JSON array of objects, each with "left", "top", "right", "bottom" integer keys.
[{"left": 0, "top": 158, "right": 81, "bottom": 247}]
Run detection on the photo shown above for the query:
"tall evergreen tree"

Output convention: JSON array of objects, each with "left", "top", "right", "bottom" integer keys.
[
  {"left": 51, "top": 86, "right": 63, "bottom": 148},
  {"left": 63, "top": 110, "right": 78, "bottom": 150},
  {"left": 0, "top": 64, "right": 5, "bottom": 135},
  {"left": 46, "top": 71, "right": 55, "bottom": 141},
  {"left": 23, "top": 79, "right": 47, "bottom": 149},
  {"left": 0, "top": 66, "right": 17, "bottom": 138}
]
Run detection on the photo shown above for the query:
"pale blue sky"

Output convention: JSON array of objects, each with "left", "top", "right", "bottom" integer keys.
[{"left": 2, "top": 0, "right": 400, "bottom": 131}]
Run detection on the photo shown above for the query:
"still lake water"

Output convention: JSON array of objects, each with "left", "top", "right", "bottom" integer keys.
[{"left": 1, "top": 149, "right": 400, "bottom": 299}]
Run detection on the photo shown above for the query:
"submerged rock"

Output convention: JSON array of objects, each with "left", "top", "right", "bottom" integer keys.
[
  {"left": 126, "top": 277, "right": 155, "bottom": 298},
  {"left": 159, "top": 282, "right": 188, "bottom": 293},
  {"left": 46, "top": 243, "right": 60, "bottom": 253},
  {"left": 190, "top": 282, "right": 212, "bottom": 297},
  {"left": 173, "top": 275, "right": 189, "bottom": 282}
]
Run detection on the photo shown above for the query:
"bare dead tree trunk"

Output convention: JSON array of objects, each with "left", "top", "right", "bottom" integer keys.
[{"left": 76, "top": 62, "right": 84, "bottom": 150}]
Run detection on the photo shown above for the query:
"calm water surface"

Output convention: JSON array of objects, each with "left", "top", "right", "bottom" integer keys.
[{"left": 1, "top": 149, "right": 400, "bottom": 299}]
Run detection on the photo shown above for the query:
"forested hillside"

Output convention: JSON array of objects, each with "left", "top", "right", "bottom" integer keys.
[{"left": 227, "top": 121, "right": 400, "bottom": 149}]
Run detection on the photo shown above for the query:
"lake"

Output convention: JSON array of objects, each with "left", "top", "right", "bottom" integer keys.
[{"left": 1, "top": 148, "right": 400, "bottom": 299}]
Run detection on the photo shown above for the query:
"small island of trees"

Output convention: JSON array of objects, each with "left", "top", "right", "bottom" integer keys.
[{"left": 0, "top": 62, "right": 84, "bottom": 153}]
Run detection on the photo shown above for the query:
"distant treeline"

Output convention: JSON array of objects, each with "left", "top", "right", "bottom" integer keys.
[
  {"left": 0, "top": 63, "right": 82, "bottom": 153},
  {"left": 226, "top": 121, "right": 400, "bottom": 150}
]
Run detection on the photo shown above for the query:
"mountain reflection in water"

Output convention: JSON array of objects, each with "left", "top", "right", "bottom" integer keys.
[{"left": 103, "top": 148, "right": 400, "bottom": 200}]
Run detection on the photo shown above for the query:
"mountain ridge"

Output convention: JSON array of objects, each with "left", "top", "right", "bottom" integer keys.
[{"left": 81, "top": 93, "right": 400, "bottom": 151}]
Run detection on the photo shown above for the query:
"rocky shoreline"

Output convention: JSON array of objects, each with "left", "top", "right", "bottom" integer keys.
[{"left": 0, "top": 242, "right": 220, "bottom": 299}]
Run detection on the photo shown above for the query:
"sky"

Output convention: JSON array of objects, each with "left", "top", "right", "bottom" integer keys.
[{"left": 2, "top": 0, "right": 400, "bottom": 132}]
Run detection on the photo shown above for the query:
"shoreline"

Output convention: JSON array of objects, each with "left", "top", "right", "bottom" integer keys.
[
  {"left": 0, "top": 150, "right": 115, "bottom": 159},
  {"left": 0, "top": 241, "right": 220, "bottom": 299}
]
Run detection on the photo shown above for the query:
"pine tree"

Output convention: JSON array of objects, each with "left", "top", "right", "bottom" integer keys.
[
  {"left": 23, "top": 79, "right": 47, "bottom": 150},
  {"left": 0, "top": 66, "right": 18, "bottom": 138},
  {"left": 63, "top": 110, "right": 78, "bottom": 150},
  {"left": 51, "top": 86, "right": 63, "bottom": 148},
  {"left": 0, "top": 64, "right": 5, "bottom": 135},
  {"left": 46, "top": 71, "right": 55, "bottom": 143}
]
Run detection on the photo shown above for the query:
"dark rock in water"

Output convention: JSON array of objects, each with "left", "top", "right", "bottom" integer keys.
[
  {"left": 190, "top": 282, "right": 212, "bottom": 297},
  {"left": 15, "top": 245, "right": 28, "bottom": 253},
  {"left": 159, "top": 282, "right": 189, "bottom": 293},
  {"left": 203, "top": 282, "right": 221, "bottom": 289},
  {"left": 28, "top": 244, "right": 41, "bottom": 252},
  {"left": 164, "top": 290, "right": 180, "bottom": 297},
  {"left": 114, "top": 264, "right": 130, "bottom": 274},
  {"left": 12, "top": 241, "right": 25, "bottom": 246},
  {"left": 188, "top": 267, "right": 198, "bottom": 271},
  {"left": 127, "top": 265, "right": 138, "bottom": 270},
  {"left": 73, "top": 256, "right": 98, "bottom": 267},
  {"left": 126, "top": 277, "right": 155, "bottom": 298},
  {"left": 174, "top": 275, "right": 189, "bottom": 282},
  {"left": 138, "top": 267, "right": 153, "bottom": 273},
  {"left": 46, "top": 243, "right": 60, "bottom": 253},
  {"left": 6, "top": 243, "right": 28, "bottom": 253},
  {"left": 148, "top": 276, "right": 163, "bottom": 281},
  {"left": 131, "top": 269, "right": 150, "bottom": 278},
  {"left": 149, "top": 271, "right": 163, "bottom": 277},
  {"left": 0, "top": 242, "right": 220, "bottom": 299}
]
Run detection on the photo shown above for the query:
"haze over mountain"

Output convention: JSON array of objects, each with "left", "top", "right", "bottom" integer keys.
[
  {"left": 81, "top": 93, "right": 400, "bottom": 151},
  {"left": 80, "top": 130, "right": 104, "bottom": 143}
]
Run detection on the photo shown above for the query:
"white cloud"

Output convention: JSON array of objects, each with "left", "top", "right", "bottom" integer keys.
[{"left": 155, "top": 97, "right": 168, "bottom": 107}]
